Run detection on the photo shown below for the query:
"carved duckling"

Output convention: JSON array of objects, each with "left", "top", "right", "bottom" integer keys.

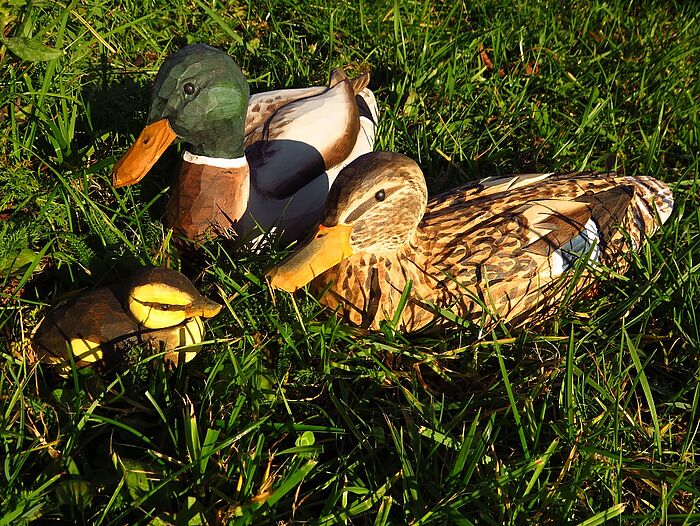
[
  {"left": 32, "top": 267, "right": 222, "bottom": 373},
  {"left": 267, "top": 152, "right": 674, "bottom": 331},
  {"left": 113, "top": 43, "right": 378, "bottom": 242}
]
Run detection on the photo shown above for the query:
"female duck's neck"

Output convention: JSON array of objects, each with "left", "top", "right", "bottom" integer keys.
[{"left": 182, "top": 151, "right": 248, "bottom": 169}]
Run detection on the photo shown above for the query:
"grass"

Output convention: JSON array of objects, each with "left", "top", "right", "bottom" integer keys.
[{"left": 1, "top": 0, "right": 699, "bottom": 523}]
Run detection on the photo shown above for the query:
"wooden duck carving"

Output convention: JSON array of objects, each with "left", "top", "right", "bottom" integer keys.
[
  {"left": 267, "top": 152, "right": 674, "bottom": 331},
  {"left": 113, "top": 44, "right": 378, "bottom": 242},
  {"left": 32, "top": 267, "right": 222, "bottom": 373}
]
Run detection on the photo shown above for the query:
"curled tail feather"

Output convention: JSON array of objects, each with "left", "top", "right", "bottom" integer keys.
[
  {"left": 329, "top": 68, "right": 348, "bottom": 88},
  {"left": 350, "top": 72, "right": 370, "bottom": 94},
  {"left": 329, "top": 68, "right": 371, "bottom": 95}
]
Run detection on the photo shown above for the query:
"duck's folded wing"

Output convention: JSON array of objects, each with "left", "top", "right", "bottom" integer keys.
[
  {"left": 244, "top": 85, "right": 327, "bottom": 140},
  {"left": 245, "top": 72, "right": 360, "bottom": 199},
  {"left": 430, "top": 171, "right": 672, "bottom": 276},
  {"left": 521, "top": 179, "right": 672, "bottom": 275},
  {"left": 423, "top": 172, "right": 672, "bottom": 323},
  {"left": 323, "top": 88, "right": 379, "bottom": 187}
]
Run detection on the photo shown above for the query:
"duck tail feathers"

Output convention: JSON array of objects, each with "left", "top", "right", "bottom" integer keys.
[
  {"left": 329, "top": 69, "right": 370, "bottom": 94},
  {"left": 355, "top": 88, "right": 379, "bottom": 125},
  {"left": 329, "top": 68, "right": 349, "bottom": 88},
  {"left": 350, "top": 72, "right": 370, "bottom": 94}
]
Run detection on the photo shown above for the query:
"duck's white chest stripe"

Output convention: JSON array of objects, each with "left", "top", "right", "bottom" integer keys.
[{"left": 183, "top": 151, "right": 248, "bottom": 168}]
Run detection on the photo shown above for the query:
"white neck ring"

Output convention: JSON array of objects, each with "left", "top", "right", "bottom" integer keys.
[{"left": 183, "top": 151, "right": 248, "bottom": 168}]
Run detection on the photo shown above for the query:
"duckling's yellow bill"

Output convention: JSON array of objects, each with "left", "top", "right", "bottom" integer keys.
[
  {"left": 267, "top": 223, "right": 354, "bottom": 292},
  {"left": 186, "top": 297, "right": 223, "bottom": 319},
  {"left": 112, "top": 118, "right": 177, "bottom": 188}
]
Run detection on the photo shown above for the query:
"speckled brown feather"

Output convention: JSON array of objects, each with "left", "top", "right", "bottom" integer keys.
[{"left": 306, "top": 158, "right": 673, "bottom": 331}]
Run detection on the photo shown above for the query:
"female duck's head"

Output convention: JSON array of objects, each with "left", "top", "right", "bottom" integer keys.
[
  {"left": 267, "top": 151, "right": 428, "bottom": 292},
  {"left": 113, "top": 44, "right": 250, "bottom": 187}
]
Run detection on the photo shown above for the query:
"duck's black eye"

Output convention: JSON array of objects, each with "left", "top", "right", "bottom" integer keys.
[
  {"left": 374, "top": 189, "right": 386, "bottom": 202},
  {"left": 160, "top": 304, "right": 171, "bottom": 311},
  {"left": 183, "top": 82, "right": 196, "bottom": 95}
]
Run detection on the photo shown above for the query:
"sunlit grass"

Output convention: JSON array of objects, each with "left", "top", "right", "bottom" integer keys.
[{"left": 1, "top": 0, "right": 698, "bottom": 523}]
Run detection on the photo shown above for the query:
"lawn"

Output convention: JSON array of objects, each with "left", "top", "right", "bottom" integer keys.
[{"left": 1, "top": 0, "right": 699, "bottom": 523}]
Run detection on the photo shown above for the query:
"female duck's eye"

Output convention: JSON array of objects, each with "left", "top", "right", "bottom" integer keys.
[
  {"left": 183, "top": 82, "right": 196, "bottom": 95},
  {"left": 374, "top": 189, "right": 386, "bottom": 202}
]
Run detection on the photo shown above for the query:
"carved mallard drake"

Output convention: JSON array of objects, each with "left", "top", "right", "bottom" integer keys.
[
  {"left": 113, "top": 43, "right": 378, "bottom": 242},
  {"left": 267, "top": 152, "right": 674, "bottom": 331},
  {"left": 32, "top": 267, "right": 222, "bottom": 373}
]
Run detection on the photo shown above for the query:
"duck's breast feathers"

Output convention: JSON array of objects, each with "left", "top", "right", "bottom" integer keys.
[
  {"left": 167, "top": 158, "right": 251, "bottom": 239},
  {"left": 245, "top": 73, "right": 361, "bottom": 199},
  {"left": 420, "top": 171, "right": 673, "bottom": 280}
]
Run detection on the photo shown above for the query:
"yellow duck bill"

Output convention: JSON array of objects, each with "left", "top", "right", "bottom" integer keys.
[
  {"left": 185, "top": 296, "right": 224, "bottom": 319},
  {"left": 267, "top": 223, "right": 354, "bottom": 292},
  {"left": 112, "top": 118, "right": 177, "bottom": 187}
]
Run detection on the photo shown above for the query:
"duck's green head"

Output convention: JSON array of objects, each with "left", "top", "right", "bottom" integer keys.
[{"left": 113, "top": 44, "right": 249, "bottom": 187}]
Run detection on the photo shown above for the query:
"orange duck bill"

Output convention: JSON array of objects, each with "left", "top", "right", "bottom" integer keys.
[
  {"left": 112, "top": 118, "right": 177, "bottom": 187},
  {"left": 267, "top": 223, "right": 354, "bottom": 292}
]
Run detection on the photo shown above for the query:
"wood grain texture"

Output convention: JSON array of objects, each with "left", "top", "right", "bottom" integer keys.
[{"left": 166, "top": 160, "right": 250, "bottom": 239}]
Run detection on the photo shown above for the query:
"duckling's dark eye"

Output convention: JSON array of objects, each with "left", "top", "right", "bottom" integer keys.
[
  {"left": 183, "top": 82, "right": 196, "bottom": 95},
  {"left": 160, "top": 304, "right": 170, "bottom": 311},
  {"left": 374, "top": 190, "right": 386, "bottom": 202}
]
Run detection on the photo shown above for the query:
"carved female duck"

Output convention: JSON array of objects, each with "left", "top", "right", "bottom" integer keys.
[{"left": 268, "top": 152, "right": 673, "bottom": 331}]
